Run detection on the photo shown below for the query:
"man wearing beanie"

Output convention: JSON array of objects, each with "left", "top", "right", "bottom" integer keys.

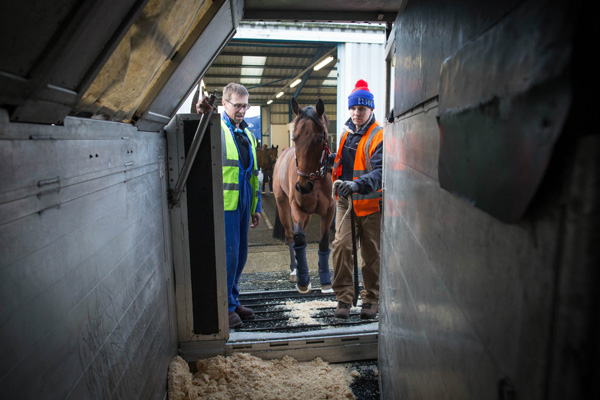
[{"left": 331, "top": 79, "right": 383, "bottom": 320}]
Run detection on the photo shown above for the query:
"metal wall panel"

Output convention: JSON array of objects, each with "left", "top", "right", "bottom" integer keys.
[
  {"left": 437, "top": 0, "right": 572, "bottom": 222},
  {"left": 392, "top": 0, "right": 519, "bottom": 115},
  {"left": 381, "top": 101, "right": 560, "bottom": 400},
  {"left": 0, "top": 112, "right": 177, "bottom": 399},
  {"left": 381, "top": 0, "right": 596, "bottom": 398},
  {"left": 336, "top": 41, "right": 386, "bottom": 143}
]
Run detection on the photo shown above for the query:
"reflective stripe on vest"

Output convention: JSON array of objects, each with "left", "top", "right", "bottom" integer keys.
[
  {"left": 221, "top": 119, "right": 260, "bottom": 214},
  {"left": 332, "top": 121, "right": 383, "bottom": 216}
]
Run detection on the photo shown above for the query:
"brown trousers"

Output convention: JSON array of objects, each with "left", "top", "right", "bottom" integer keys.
[{"left": 332, "top": 196, "right": 381, "bottom": 305}]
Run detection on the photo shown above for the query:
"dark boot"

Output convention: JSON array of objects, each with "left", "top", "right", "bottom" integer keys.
[
  {"left": 228, "top": 311, "right": 242, "bottom": 328},
  {"left": 318, "top": 249, "right": 333, "bottom": 293},
  {"left": 235, "top": 305, "right": 255, "bottom": 320},
  {"left": 360, "top": 303, "right": 379, "bottom": 320},
  {"left": 293, "top": 243, "right": 311, "bottom": 293},
  {"left": 334, "top": 302, "right": 351, "bottom": 319}
]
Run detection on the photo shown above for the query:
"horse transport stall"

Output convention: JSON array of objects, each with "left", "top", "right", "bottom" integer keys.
[{"left": 1, "top": 0, "right": 596, "bottom": 399}]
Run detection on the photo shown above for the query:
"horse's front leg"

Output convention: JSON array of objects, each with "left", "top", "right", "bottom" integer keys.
[
  {"left": 290, "top": 207, "right": 311, "bottom": 294},
  {"left": 317, "top": 204, "right": 335, "bottom": 293},
  {"left": 274, "top": 198, "right": 297, "bottom": 280}
]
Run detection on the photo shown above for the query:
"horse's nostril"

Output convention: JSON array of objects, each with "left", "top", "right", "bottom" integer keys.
[
  {"left": 295, "top": 182, "right": 301, "bottom": 192},
  {"left": 307, "top": 182, "right": 314, "bottom": 192}
]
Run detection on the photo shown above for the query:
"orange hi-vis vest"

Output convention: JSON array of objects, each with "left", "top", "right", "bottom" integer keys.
[{"left": 332, "top": 121, "right": 383, "bottom": 216}]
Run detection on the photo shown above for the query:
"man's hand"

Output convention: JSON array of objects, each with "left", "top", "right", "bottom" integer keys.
[
  {"left": 196, "top": 95, "right": 217, "bottom": 114},
  {"left": 250, "top": 212, "right": 261, "bottom": 229},
  {"left": 337, "top": 181, "right": 359, "bottom": 197}
]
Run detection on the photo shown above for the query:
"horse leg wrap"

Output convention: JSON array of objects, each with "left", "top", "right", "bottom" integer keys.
[
  {"left": 318, "top": 249, "right": 332, "bottom": 285},
  {"left": 293, "top": 231, "right": 306, "bottom": 247},
  {"left": 287, "top": 242, "right": 297, "bottom": 271},
  {"left": 288, "top": 242, "right": 297, "bottom": 282},
  {"left": 293, "top": 243, "right": 310, "bottom": 287}
]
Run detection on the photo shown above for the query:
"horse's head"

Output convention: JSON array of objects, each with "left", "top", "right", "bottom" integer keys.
[
  {"left": 291, "top": 97, "right": 329, "bottom": 194},
  {"left": 267, "top": 146, "right": 278, "bottom": 167}
]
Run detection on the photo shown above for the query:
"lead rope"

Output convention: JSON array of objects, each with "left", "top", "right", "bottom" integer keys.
[
  {"left": 332, "top": 179, "right": 360, "bottom": 306},
  {"left": 332, "top": 180, "right": 352, "bottom": 227}
]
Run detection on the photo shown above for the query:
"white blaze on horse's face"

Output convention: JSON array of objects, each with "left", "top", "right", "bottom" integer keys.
[
  {"left": 349, "top": 105, "right": 373, "bottom": 127},
  {"left": 223, "top": 93, "right": 249, "bottom": 127}
]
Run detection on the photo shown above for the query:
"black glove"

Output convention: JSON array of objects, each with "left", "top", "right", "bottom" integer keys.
[
  {"left": 328, "top": 153, "right": 336, "bottom": 165},
  {"left": 337, "top": 181, "right": 359, "bottom": 197}
]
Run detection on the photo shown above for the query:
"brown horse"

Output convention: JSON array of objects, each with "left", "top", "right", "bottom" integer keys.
[
  {"left": 272, "top": 98, "right": 335, "bottom": 294},
  {"left": 256, "top": 145, "right": 278, "bottom": 192}
]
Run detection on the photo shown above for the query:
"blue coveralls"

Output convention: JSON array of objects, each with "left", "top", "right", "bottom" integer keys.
[{"left": 222, "top": 113, "right": 261, "bottom": 312}]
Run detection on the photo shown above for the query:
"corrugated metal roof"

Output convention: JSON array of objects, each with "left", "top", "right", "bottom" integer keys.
[{"left": 201, "top": 21, "right": 386, "bottom": 127}]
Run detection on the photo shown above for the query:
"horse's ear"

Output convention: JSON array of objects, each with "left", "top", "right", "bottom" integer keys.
[
  {"left": 316, "top": 98, "right": 324, "bottom": 117},
  {"left": 292, "top": 97, "right": 301, "bottom": 116}
]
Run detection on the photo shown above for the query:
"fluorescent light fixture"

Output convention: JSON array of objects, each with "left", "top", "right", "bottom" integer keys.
[
  {"left": 322, "top": 69, "right": 337, "bottom": 86},
  {"left": 276, "top": 92, "right": 284, "bottom": 98},
  {"left": 290, "top": 78, "right": 302, "bottom": 88},
  {"left": 241, "top": 56, "right": 266, "bottom": 85},
  {"left": 267, "top": 99, "right": 273, "bottom": 105},
  {"left": 314, "top": 56, "right": 334, "bottom": 71}
]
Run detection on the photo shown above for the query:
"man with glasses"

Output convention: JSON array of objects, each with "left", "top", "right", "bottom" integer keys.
[{"left": 196, "top": 82, "right": 261, "bottom": 329}]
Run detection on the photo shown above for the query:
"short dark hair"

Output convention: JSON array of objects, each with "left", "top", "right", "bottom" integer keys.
[{"left": 223, "top": 82, "right": 249, "bottom": 100}]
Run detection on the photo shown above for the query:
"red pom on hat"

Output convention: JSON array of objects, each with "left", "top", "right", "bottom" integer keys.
[{"left": 352, "top": 79, "right": 370, "bottom": 93}]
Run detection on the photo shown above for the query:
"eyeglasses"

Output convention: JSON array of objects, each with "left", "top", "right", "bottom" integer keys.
[{"left": 224, "top": 99, "right": 251, "bottom": 111}]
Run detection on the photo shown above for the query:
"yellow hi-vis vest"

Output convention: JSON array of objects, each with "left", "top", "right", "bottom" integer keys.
[{"left": 220, "top": 119, "right": 259, "bottom": 214}]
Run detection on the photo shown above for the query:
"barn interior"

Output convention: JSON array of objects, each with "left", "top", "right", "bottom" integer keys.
[{"left": 1, "top": 0, "right": 597, "bottom": 399}]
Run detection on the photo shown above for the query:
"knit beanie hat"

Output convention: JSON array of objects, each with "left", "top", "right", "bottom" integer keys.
[{"left": 348, "top": 79, "right": 374, "bottom": 109}]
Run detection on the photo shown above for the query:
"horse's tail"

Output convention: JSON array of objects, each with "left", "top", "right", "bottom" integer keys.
[{"left": 272, "top": 205, "right": 287, "bottom": 241}]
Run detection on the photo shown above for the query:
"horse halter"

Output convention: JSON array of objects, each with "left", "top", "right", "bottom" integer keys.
[{"left": 294, "top": 123, "right": 330, "bottom": 180}]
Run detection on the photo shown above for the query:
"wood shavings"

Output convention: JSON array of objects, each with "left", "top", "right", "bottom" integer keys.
[
  {"left": 168, "top": 356, "right": 196, "bottom": 400},
  {"left": 274, "top": 299, "right": 361, "bottom": 326},
  {"left": 275, "top": 299, "right": 338, "bottom": 325},
  {"left": 168, "top": 353, "right": 355, "bottom": 400}
]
